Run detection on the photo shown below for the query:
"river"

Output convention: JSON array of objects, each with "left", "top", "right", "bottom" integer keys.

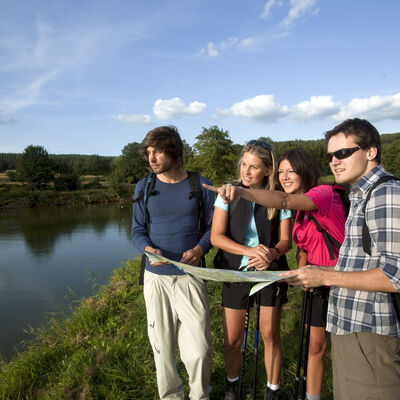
[{"left": 0, "top": 204, "right": 139, "bottom": 360}]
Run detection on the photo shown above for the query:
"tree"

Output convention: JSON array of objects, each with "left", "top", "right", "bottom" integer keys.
[
  {"left": 186, "top": 126, "right": 236, "bottom": 184},
  {"left": 18, "top": 145, "right": 55, "bottom": 189},
  {"left": 108, "top": 141, "right": 149, "bottom": 196},
  {"left": 382, "top": 139, "right": 400, "bottom": 177},
  {"left": 182, "top": 139, "right": 193, "bottom": 165},
  {"left": 120, "top": 142, "right": 149, "bottom": 183},
  {"left": 84, "top": 154, "right": 112, "bottom": 176}
]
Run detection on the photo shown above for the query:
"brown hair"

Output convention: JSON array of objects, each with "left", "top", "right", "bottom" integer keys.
[
  {"left": 325, "top": 118, "right": 381, "bottom": 163},
  {"left": 140, "top": 126, "right": 183, "bottom": 166}
]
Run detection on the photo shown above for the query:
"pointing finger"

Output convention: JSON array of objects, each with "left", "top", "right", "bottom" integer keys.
[{"left": 202, "top": 183, "right": 219, "bottom": 193}]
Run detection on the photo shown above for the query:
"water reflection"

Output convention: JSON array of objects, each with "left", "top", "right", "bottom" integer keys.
[
  {"left": 0, "top": 205, "right": 138, "bottom": 360},
  {"left": 1, "top": 206, "right": 132, "bottom": 256}
]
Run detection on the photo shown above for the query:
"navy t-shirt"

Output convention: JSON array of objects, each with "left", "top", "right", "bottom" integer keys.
[{"left": 131, "top": 174, "right": 214, "bottom": 275}]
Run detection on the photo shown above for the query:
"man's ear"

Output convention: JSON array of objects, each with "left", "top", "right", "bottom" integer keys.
[{"left": 367, "top": 146, "right": 378, "bottom": 161}]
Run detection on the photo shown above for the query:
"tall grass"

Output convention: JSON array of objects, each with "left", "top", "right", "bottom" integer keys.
[{"left": 0, "top": 249, "right": 333, "bottom": 399}]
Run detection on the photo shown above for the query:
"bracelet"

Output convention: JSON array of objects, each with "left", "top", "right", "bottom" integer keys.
[{"left": 272, "top": 247, "right": 281, "bottom": 260}]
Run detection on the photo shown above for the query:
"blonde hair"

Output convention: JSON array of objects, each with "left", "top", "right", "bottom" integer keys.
[{"left": 237, "top": 140, "right": 277, "bottom": 220}]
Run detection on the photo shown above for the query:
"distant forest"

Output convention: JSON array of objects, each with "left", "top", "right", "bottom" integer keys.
[
  {"left": 1, "top": 129, "right": 400, "bottom": 189},
  {"left": 0, "top": 153, "right": 115, "bottom": 176}
]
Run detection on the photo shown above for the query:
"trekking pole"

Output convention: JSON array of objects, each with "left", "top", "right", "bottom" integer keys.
[
  {"left": 294, "top": 290, "right": 308, "bottom": 399},
  {"left": 301, "top": 290, "right": 314, "bottom": 400},
  {"left": 238, "top": 296, "right": 252, "bottom": 400},
  {"left": 252, "top": 293, "right": 261, "bottom": 400}
]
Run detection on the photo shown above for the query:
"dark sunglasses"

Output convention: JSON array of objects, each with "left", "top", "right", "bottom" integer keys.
[
  {"left": 326, "top": 146, "right": 360, "bottom": 162},
  {"left": 247, "top": 139, "right": 273, "bottom": 151}
]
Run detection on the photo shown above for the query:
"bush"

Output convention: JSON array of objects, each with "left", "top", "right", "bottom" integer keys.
[
  {"left": 83, "top": 180, "right": 103, "bottom": 190},
  {"left": 53, "top": 174, "right": 81, "bottom": 191}
]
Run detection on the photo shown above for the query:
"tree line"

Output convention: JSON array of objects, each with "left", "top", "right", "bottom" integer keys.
[{"left": 1, "top": 127, "right": 400, "bottom": 192}]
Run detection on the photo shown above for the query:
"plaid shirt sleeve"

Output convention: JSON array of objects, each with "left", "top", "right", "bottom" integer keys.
[{"left": 365, "top": 180, "right": 400, "bottom": 291}]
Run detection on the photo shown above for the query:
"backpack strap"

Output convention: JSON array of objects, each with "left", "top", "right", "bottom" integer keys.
[
  {"left": 361, "top": 174, "right": 400, "bottom": 321},
  {"left": 308, "top": 214, "right": 341, "bottom": 261},
  {"left": 187, "top": 170, "right": 206, "bottom": 268},
  {"left": 143, "top": 172, "right": 156, "bottom": 232},
  {"left": 187, "top": 171, "right": 205, "bottom": 239},
  {"left": 362, "top": 175, "right": 400, "bottom": 255}
]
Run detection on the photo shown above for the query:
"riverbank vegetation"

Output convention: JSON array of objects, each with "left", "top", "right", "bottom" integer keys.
[
  {"left": 0, "top": 249, "right": 333, "bottom": 400},
  {"left": 1, "top": 127, "right": 399, "bottom": 209}
]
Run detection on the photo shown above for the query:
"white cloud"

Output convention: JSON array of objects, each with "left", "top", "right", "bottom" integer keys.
[
  {"left": 281, "top": 0, "right": 318, "bottom": 28},
  {"left": 215, "top": 92, "right": 400, "bottom": 124},
  {"left": 198, "top": 0, "right": 316, "bottom": 58},
  {"left": 260, "top": 0, "right": 283, "bottom": 19},
  {"left": 198, "top": 36, "right": 260, "bottom": 58},
  {"left": 153, "top": 97, "right": 207, "bottom": 120},
  {"left": 201, "top": 42, "right": 219, "bottom": 57},
  {"left": 229, "top": 94, "right": 289, "bottom": 121},
  {"left": 332, "top": 93, "right": 400, "bottom": 122},
  {"left": 117, "top": 113, "right": 152, "bottom": 124},
  {"left": 291, "top": 95, "right": 341, "bottom": 122}
]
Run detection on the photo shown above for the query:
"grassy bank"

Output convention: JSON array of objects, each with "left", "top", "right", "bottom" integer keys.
[{"left": 0, "top": 250, "right": 333, "bottom": 399}]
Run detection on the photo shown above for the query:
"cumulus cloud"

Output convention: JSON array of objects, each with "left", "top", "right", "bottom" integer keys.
[
  {"left": 332, "top": 93, "right": 400, "bottom": 122},
  {"left": 260, "top": 0, "right": 283, "bottom": 19},
  {"left": 291, "top": 95, "right": 341, "bottom": 122},
  {"left": 117, "top": 113, "right": 152, "bottom": 124},
  {"left": 227, "top": 94, "right": 289, "bottom": 121},
  {"left": 281, "top": 0, "right": 318, "bottom": 28},
  {"left": 215, "top": 92, "right": 400, "bottom": 124},
  {"left": 153, "top": 97, "right": 207, "bottom": 120}
]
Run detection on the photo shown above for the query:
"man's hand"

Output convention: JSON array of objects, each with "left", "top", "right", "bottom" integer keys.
[
  {"left": 180, "top": 245, "right": 203, "bottom": 266},
  {"left": 202, "top": 183, "right": 243, "bottom": 203},
  {"left": 280, "top": 265, "right": 326, "bottom": 288},
  {"left": 144, "top": 246, "right": 166, "bottom": 266}
]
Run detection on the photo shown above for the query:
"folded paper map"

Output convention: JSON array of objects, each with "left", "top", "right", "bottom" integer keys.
[{"left": 144, "top": 251, "right": 288, "bottom": 296}]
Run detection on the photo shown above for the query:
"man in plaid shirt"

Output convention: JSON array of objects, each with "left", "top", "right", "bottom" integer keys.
[{"left": 282, "top": 118, "right": 400, "bottom": 399}]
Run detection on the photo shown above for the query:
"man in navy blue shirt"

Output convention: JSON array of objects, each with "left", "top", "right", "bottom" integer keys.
[{"left": 131, "top": 126, "right": 214, "bottom": 400}]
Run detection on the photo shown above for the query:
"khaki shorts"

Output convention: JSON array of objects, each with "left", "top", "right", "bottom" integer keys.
[{"left": 331, "top": 331, "right": 400, "bottom": 400}]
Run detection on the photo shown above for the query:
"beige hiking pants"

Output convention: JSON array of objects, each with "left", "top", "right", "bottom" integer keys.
[{"left": 143, "top": 270, "right": 213, "bottom": 400}]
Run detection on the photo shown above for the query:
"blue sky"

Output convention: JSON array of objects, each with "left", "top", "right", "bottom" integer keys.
[{"left": 1, "top": 0, "right": 400, "bottom": 156}]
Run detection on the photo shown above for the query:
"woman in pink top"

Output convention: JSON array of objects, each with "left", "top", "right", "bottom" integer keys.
[
  {"left": 278, "top": 148, "right": 345, "bottom": 399},
  {"left": 204, "top": 148, "right": 346, "bottom": 400}
]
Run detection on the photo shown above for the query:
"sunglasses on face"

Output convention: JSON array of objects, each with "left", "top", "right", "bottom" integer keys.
[
  {"left": 326, "top": 146, "right": 360, "bottom": 162},
  {"left": 247, "top": 139, "right": 273, "bottom": 151}
]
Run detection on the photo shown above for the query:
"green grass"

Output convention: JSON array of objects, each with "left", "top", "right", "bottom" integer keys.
[{"left": 0, "top": 249, "right": 333, "bottom": 399}]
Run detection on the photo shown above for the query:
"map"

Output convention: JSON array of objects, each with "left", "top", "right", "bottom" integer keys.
[{"left": 144, "top": 251, "right": 289, "bottom": 296}]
